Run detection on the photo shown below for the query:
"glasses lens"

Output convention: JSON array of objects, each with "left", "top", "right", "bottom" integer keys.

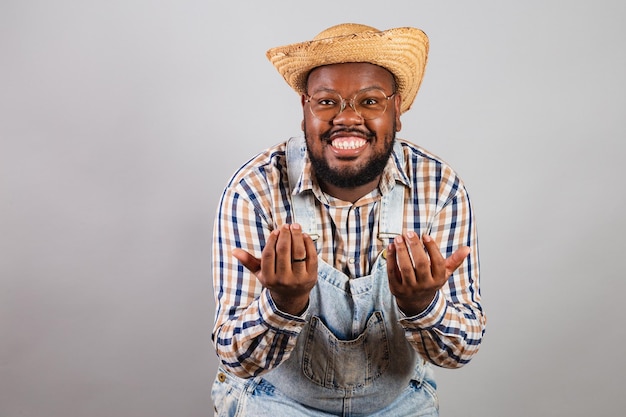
[
  {"left": 354, "top": 89, "right": 389, "bottom": 120},
  {"left": 308, "top": 92, "right": 342, "bottom": 122},
  {"left": 307, "top": 89, "right": 390, "bottom": 121}
]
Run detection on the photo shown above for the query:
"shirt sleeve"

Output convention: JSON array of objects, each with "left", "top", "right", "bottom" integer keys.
[
  {"left": 399, "top": 176, "right": 486, "bottom": 368},
  {"left": 211, "top": 173, "right": 307, "bottom": 378}
]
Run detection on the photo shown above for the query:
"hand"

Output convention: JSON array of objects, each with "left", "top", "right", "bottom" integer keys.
[
  {"left": 232, "top": 223, "right": 318, "bottom": 315},
  {"left": 386, "top": 231, "right": 470, "bottom": 316}
]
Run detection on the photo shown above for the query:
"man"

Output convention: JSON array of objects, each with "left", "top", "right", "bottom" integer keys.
[{"left": 211, "top": 23, "right": 486, "bottom": 416}]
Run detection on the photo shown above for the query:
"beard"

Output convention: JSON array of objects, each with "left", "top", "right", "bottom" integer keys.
[{"left": 304, "top": 122, "right": 396, "bottom": 189}]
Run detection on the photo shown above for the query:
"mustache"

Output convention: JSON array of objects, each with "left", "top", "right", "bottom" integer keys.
[{"left": 320, "top": 127, "right": 375, "bottom": 142}]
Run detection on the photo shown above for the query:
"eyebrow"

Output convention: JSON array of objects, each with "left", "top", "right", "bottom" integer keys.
[{"left": 308, "top": 86, "right": 391, "bottom": 96}]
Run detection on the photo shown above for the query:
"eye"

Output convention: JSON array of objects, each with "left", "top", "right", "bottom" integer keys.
[
  {"left": 317, "top": 97, "right": 338, "bottom": 106},
  {"left": 361, "top": 97, "right": 379, "bottom": 106}
]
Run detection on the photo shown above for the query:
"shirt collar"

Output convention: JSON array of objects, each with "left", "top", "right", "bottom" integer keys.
[
  {"left": 291, "top": 141, "right": 411, "bottom": 200},
  {"left": 379, "top": 144, "right": 411, "bottom": 193}
]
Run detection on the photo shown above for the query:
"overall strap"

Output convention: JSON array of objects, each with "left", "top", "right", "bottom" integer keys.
[
  {"left": 377, "top": 140, "right": 406, "bottom": 240},
  {"left": 286, "top": 137, "right": 320, "bottom": 241},
  {"left": 285, "top": 136, "right": 406, "bottom": 243}
]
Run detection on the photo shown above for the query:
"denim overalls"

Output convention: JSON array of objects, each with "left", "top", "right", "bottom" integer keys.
[{"left": 212, "top": 137, "right": 438, "bottom": 417}]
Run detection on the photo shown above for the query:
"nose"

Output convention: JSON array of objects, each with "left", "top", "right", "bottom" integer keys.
[{"left": 333, "top": 99, "right": 363, "bottom": 125}]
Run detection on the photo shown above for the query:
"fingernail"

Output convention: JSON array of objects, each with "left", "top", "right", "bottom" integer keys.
[
  {"left": 395, "top": 236, "right": 403, "bottom": 243},
  {"left": 292, "top": 223, "right": 301, "bottom": 230},
  {"left": 407, "top": 231, "right": 416, "bottom": 238},
  {"left": 423, "top": 235, "right": 431, "bottom": 243}
]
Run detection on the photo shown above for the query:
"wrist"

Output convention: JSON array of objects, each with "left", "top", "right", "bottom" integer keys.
[
  {"left": 270, "top": 292, "right": 309, "bottom": 316},
  {"left": 396, "top": 291, "right": 437, "bottom": 317}
]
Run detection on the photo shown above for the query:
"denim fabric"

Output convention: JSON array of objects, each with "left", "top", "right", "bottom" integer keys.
[
  {"left": 211, "top": 137, "right": 439, "bottom": 416},
  {"left": 212, "top": 364, "right": 438, "bottom": 417}
]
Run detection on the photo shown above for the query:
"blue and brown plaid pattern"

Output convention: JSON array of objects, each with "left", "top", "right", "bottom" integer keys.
[{"left": 212, "top": 138, "right": 485, "bottom": 377}]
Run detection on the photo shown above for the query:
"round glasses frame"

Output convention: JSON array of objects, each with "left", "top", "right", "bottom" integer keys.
[{"left": 305, "top": 88, "right": 395, "bottom": 122}]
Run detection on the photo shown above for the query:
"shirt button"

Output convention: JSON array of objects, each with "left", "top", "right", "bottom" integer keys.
[
  {"left": 217, "top": 372, "right": 227, "bottom": 383},
  {"left": 348, "top": 258, "right": 355, "bottom": 264}
]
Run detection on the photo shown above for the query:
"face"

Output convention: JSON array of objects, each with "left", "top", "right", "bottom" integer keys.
[{"left": 302, "top": 62, "right": 402, "bottom": 190}]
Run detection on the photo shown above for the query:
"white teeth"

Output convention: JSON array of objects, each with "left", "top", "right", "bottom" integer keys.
[{"left": 332, "top": 138, "right": 366, "bottom": 149}]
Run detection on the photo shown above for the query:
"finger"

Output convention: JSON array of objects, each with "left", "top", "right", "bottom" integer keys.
[
  {"left": 303, "top": 233, "right": 318, "bottom": 271},
  {"left": 274, "top": 224, "right": 293, "bottom": 276},
  {"left": 444, "top": 245, "right": 471, "bottom": 276},
  {"left": 393, "top": 235, "right": 416, "bottom": 285},
  {"left": 422, "top": 234, "right": 445, "bottom": 281},
  {"left": 232, "top": 248, "right": 262, "bottom": 275},
  {"left": 260, "top": 228, "right": 279, "bottom": 279},
  {"left": 289, "top": 224, "right": 307, "bottom": 267},
  {"left": 406, "top": 231, "right": 431, "bottom": 281},
  {"left": 386, "top": 243, "right": 401, "bottom": 285}
]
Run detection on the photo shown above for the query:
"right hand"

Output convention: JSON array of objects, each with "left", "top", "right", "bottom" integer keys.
[{"left": 232, "top": 223, "right": 318, "bottom": 315}]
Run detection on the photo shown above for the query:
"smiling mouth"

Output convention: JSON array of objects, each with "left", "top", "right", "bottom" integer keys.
[{"left": 331, "top": 137, "right": 367, "bottom": 150}]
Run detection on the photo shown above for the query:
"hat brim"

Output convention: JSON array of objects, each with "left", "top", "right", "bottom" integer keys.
[{"left": 266, "top": 26, "right": 429, "bottom": 114}]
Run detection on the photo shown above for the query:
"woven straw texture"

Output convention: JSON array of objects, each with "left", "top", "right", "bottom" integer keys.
[{"left": 266, "top": 24, "right": 429, "bottom": 113}]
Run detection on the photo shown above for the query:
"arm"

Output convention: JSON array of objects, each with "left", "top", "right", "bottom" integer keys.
[
  {"left": 211, "top": 185, "right": 317, "bottom": 378},
  {"left": 387, "top": 184, "right": 485, "bottom": 368}
]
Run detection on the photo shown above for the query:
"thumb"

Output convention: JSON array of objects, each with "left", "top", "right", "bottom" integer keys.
[
  {"left": 232, "top": 248, "right": 262, "bottom": 275},
  {"left": 444, "top": 246, "right": 470, "bottom": 276}
]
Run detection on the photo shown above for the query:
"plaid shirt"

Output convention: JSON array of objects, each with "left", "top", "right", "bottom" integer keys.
[{"left": 212, "top": 138, "right": 485, "bottom": 378}]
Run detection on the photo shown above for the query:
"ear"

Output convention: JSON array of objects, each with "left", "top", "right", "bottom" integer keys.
[
  {"left": 394, "top": 94, "right": 402, "bottom": 132},
  {"left": 300, "top": 94, "right": 307, "bottom": 131}
]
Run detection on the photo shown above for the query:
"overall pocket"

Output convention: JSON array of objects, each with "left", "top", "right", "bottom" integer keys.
[
  {"left": 211, "top": 369, "right": 241, "bottom": 417},
  {"left": 302, "top": 311, "right": 390, "bottom": 389}
]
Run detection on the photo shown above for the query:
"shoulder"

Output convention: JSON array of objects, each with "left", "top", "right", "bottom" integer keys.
[
  {"left": 396, "top": 138, "right": 450, "bottom": 168},
  {"left": 224, "top": 141, "right": 289, "bottom": 190},
  {"left": 396, "top": 138, "right": 467, "bottom": 198}
]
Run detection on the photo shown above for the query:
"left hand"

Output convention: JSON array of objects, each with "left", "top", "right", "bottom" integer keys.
[{"left": 386, "top": 231, "right": 470, "bottom": 316}]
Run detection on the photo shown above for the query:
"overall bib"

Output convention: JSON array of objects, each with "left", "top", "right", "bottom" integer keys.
[{"left": 212, "top": 137, "right": 438, "bottom": 417}]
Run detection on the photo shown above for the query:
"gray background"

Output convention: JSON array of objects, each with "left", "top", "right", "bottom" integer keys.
[{"left": 1, "top": 0, "right": 625, "bottom": 416}]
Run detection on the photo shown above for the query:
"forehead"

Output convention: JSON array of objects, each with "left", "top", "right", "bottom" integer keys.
[{"left": 306, "top": 62, "right": 395, "bottom": 93}]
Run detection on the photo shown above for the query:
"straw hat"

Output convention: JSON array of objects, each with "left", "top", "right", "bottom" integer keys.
[{"left": 266, "top": 23, "right": 429, "bottom": 113}]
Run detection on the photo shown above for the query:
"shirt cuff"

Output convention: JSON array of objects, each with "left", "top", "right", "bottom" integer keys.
[
  {"left": 259, "top": 288, "right": 308, "bottom": 334},
  {"left": 398, "top": 290, "right": 447, "bottom": 329}
]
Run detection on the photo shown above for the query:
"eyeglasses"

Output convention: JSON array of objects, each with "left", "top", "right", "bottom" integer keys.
[{"left": 305, "top": 88, "right": 395, "bottom": 122}]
